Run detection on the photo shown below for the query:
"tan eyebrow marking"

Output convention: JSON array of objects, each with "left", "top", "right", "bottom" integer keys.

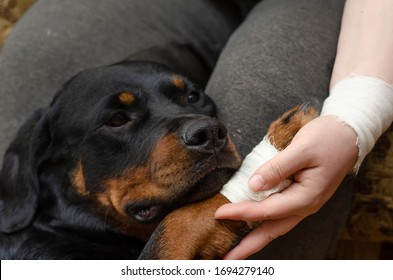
[
  {"left": 172, "top": 76, "right": 185, "bottom": 90},
  {"left": 118, "top": 92, "right": 135, "bottom": 106}
]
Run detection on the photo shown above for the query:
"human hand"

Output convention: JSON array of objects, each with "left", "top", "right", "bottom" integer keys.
[{"left": 215, "top": 115, "right": 358, "bottom": 259}]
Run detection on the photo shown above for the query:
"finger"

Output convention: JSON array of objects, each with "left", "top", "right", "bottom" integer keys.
[
  {"left": 215, "top": 182, "right": 315, "bottom": 221},
  {"left": 248, "top": 144, "right": 311, "bottom": 192},
  {"left": 223, "top": 215, "right": 303, "bottom": 260}
]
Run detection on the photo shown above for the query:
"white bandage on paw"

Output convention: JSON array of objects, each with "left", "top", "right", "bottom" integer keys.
[
  {"left": 220, "top": 136, "right": 291, "bottom": 203},
  {"left": 321, "top": 75, "right": 393, "bottom": 172}
]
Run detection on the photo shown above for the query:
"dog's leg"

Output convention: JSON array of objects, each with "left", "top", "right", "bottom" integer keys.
[
  {"left": 139, "top": 105, "right": 317, "bottom": 260},
  {"left": 139, "top": 194, "right": 247, "bottom": 259}
]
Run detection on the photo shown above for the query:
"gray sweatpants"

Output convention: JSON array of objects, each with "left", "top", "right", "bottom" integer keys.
[{"left": 0, "top": 0, "right": 351, "bottom": 259}]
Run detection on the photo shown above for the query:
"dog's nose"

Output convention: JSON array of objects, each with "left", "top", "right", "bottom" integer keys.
[{"left": 182, "top": 118, "right": 227, "bottom": 153}]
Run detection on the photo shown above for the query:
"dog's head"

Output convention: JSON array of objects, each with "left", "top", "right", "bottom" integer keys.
[{"left": 0, "top": 61, "right": 241, "bottom": 240}]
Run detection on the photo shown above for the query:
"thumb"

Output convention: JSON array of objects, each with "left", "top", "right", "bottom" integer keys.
[{"left": 248, "top": 145, "right": 307, "bottom": 192}]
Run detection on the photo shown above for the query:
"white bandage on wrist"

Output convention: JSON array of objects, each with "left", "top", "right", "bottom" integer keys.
[
  {"left": 321, "top": 75, "right": 393, "bottom": 172},
  {"left": 220, "top": 136, "right": 291, "bottom": 203}
]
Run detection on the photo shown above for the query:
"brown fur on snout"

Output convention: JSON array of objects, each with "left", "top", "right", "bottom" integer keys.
[
  {"left": 139, "top": 105, "right": 318, "bottom": 259},
  {"left": 72, "top": 132, "right": 240, "bottom": 242}
]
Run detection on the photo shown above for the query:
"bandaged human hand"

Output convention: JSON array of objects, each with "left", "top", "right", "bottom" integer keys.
[{"left": 215, "top": 115, "right": 358, "bottom": 260}]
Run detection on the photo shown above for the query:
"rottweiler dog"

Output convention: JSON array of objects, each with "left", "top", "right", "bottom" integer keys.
[
  {"left": 0, "top": 61, "right": 242, "bottom": 259},
  {"left": 0, "top": 60, "right": 317, "bottom": 259}
]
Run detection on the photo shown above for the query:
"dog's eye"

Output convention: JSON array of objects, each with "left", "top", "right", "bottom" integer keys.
[
  {"left": 187, "top": 91, "right": 200, "bottom": 103},
  {"left": 107, "top": 112, "right": 130, "bottom": 127}
]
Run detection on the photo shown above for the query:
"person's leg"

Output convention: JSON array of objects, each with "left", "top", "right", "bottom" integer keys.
[
  {"left": 206, "top": 0, "right": 350, "bottom": 259},
  {"left": 0, "top": 0, "right": 245, "bottom": 162}
]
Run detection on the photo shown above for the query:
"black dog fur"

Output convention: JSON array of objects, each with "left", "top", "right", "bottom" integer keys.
[{"left": 0, "top": 61, "right": 241, "bottom": 259}]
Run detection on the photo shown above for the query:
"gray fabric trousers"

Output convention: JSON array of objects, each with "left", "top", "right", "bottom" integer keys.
[{"left": 0, "top": 0, "right": 351, "bottom": 259}]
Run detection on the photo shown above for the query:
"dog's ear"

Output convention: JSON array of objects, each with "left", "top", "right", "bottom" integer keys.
[{"left": 0, "top": 109, "right": 51, "bottom": 233}]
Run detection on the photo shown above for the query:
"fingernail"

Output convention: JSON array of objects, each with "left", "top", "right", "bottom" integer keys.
[{"left": 249, "top": 174, "right": 264, "bottom": 191}]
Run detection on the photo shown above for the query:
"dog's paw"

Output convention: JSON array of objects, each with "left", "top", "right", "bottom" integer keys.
[{"left": 267, "top": 103, "right": 318, "bottom": 151}]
